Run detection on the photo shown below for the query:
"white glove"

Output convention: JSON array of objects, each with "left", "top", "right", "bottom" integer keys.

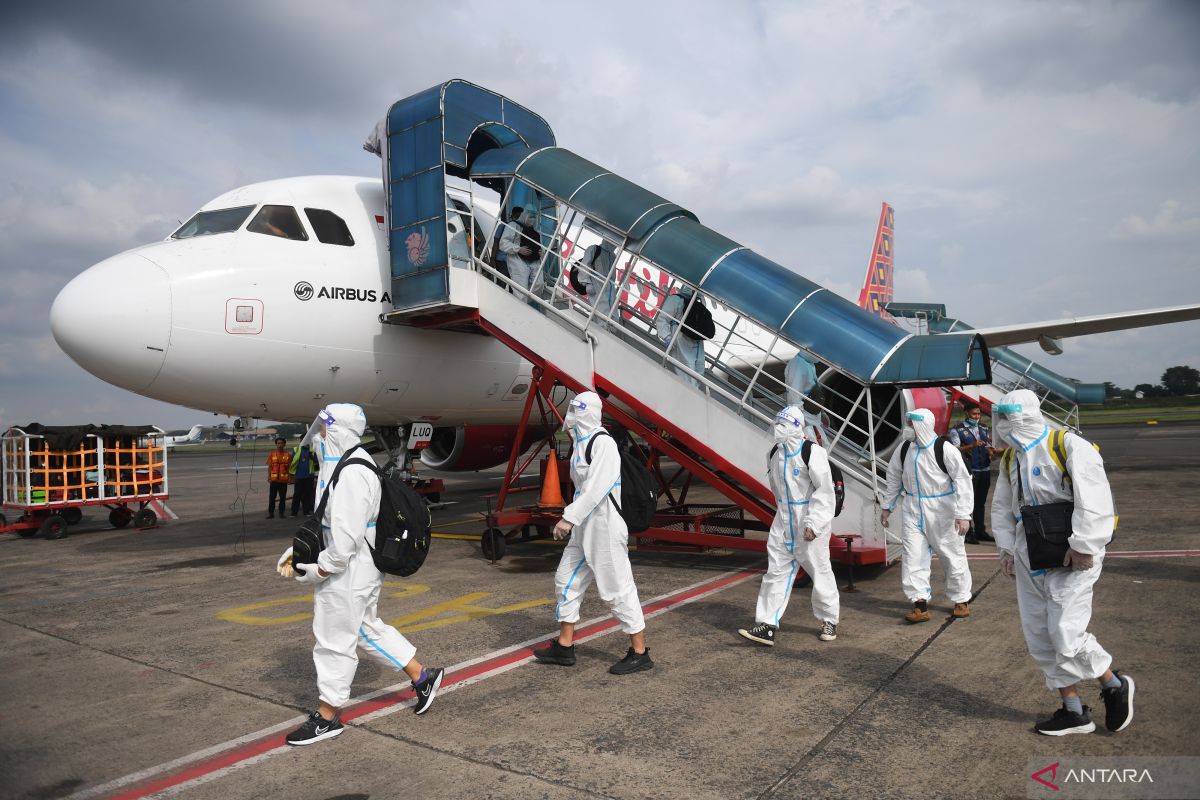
[
  {"left": 1063, "top": 548, "right": 1094, "bottom": 571},
  {"left": 553, "top": 519, "right": 573, "bottom": 540},
  {"left": 955, "top": 519, "right": 971, "bottom": 536},
  {"left": 294, "top": 563, "right": 328, "bottom": 585},
  {"left": 276, "top": 547, "right": 295, "bottom": 578},
  {"left": 1000, "top": 550, "right": 1015, "bottom": 579}
]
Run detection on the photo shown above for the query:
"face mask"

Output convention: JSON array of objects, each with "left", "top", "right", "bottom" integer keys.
[
  {"left": 902, "top": 427, "right": 916, "bottom": 441},
  {"left": 965, "top": 418, "right": 979, "bottom": 427}
]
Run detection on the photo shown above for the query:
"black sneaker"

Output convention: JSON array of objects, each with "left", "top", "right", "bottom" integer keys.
[
  {"left": 819, "top": 621, "right": 837, "bottom": 642},
  {"left": 1035, "top": 705, "right": 1096, "bottom": 736},
  {"left": 964, "top": 533, "right": 981, "bottom": 545},
  {"left": 533, "top": 639, "right": 576, "bottom": 666},
  {"left": 286, "top": 711, "right": 344, "bottom": 746},
  {"left": 1100, "top": 671, "right": 1135, "bottom": 732},
  {"left": 738, "top": 623, "right": 777, "bottom": 646},
  {"left": 609, "top": 647, "right": 654, "bottom": 675},
  {"left": 412, "top": 667, "right": 444, "bottom": 715}
]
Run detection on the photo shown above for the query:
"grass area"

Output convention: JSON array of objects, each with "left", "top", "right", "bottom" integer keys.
[
  {"left": 1077, "top": 407, "right": 1200, "bottom": 425},
  {"left": 948, "top": 396, "right": 1200, "bottom": 427}
]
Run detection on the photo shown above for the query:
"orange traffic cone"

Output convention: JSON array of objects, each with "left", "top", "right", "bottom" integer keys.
[{"left": 538, "top": 453, "right": 566, "bottom": 508}]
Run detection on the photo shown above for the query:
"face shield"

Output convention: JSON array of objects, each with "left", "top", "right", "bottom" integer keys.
[
  {"left": 906, "top": 409, "right": 937, "bottom": 446},
  {"left": 564, "top": 391, "right": 603, "bottom": 440},
  {"left": 773, "top": 406, "right": 807, "bottom": 447},
  {"left": 994, "top": 389, "right": 1044, "bottom": 446}
]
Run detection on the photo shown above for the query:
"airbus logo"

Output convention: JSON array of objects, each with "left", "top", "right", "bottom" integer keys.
[{"left": 293, "top": 282, "right": 392, "bottom": 303}]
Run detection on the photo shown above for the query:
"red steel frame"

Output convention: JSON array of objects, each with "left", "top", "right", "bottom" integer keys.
[{"left": 415, "top": 308, "right": 885, "bottom": 564}]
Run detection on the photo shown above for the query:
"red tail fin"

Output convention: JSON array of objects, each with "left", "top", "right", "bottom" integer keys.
[{"left": 856, "top": 202, "right": 895, "bottom": 321}]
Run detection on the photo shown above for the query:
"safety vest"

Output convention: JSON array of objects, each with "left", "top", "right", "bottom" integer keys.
[
  {"left": 952, "top": 421, "right": 991, "bottom": 472},
  {"left": 266, "top": 450, "right": 291, "bottom": 482}
]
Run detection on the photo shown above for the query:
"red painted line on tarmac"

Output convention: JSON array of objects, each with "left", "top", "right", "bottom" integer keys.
[{"left": 90, "top": 565, "right": 763, "bottom": 800}]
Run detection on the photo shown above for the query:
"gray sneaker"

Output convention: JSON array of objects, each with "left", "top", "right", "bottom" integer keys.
[{"left": 819, "top": 621, "right": 837, "bottom": 642}]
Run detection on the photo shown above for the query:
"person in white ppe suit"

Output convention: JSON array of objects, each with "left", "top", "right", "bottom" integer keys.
[
  {"left": 784, "top": 352, "right": 831, "bottom": 446},
  {"left": 991, "top": 389, "right": 1134, "bottom": 736},
  {"left": 499, "top": 207, "right": 542, "bottom": 296},
  {"left": 578, "top": 240, "right": 617, "bottom": 321},
  {"left": 881, "top": 409, "right": 974, "bottom": 623},
  {"left": 738, "top": 406, "right": 839, "bottom": 646},
  {"left": 534, "top": 391, "right": 653, "bottom": 675},
  {"left": 280, "top": 403, "right": 443, "bottom": 746},
  {"left": 657, "top": 286, "right": 707, "bottom": 388}
]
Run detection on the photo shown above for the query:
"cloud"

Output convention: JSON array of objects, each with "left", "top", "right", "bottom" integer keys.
[
  {"left": 0, "top": 1, "right": 1198, "bottom": 427},
  {"left": 1111, "top": 200, "right": 1200, "bottom": 242}
]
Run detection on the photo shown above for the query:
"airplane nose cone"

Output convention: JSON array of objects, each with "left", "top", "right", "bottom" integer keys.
[{"left": 51, "top": 252, "right": 171, "bottom": 392}]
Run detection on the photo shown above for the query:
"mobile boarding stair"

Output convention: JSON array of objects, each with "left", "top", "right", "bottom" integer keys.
[
  {"left": 886, "top": 303, "right": 1105, "bottom": 433},
  {"left": 374, "top": 81, "right": 992, "bottom": 565}
]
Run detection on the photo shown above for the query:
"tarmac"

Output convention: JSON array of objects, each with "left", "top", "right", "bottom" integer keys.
[{"left": 1, "top": 423, "right": 1198, "bottom": 799}]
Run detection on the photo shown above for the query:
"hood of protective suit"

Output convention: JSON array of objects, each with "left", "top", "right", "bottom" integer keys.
[
  {"left": 907, "top": 408, "right": 938, "bottom": 447},
  {"left": 518, "top": 209, "right": 536, "bottom": 227},
  {"left": 773, "top": 405, "right": 808, "bottom": 449},
  {"left": 318, "top": 402, "right": 367, "bottom": 459},
  {"left": 994, "top": 388, "right": 1045, "bottom": 447},
  {"left": 564, "top": 391, "right": 603, "bottom": 441}
]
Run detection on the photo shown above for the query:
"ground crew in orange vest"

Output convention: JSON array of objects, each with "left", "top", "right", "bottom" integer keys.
[{"left": 266, "top": 437, "right": 291, "bottom": 518}]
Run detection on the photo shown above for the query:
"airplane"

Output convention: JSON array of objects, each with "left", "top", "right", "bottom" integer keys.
[
  {"left": 48, "top": 90, "right": 1200, "bottom": 552},
  {"left": 164, "top": 424, "right": 206, "bottom": 448}
]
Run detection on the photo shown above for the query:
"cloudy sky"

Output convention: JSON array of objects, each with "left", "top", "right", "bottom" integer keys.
[{"left": 1, "top": 0, "right": 1198, "bottom": 430}]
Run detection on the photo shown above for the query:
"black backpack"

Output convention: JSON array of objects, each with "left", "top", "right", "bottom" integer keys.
[
  {"left": 520, "top": 222, "right": 543, "bottom": 261},
  {"left": 769, "top": 440, "right": 846, "bottom": 517},
  {"left": 292, "top": 447, "right": 432, "bottom": 577},
  {"left": 682, "top": 298, "right": 715, "bottom": 340},
  {"left": 584, "top": 431, "right": 656, "bottom": 533},
  {"left": 899, "top": 436, "right": 966, "bottom": 475}
]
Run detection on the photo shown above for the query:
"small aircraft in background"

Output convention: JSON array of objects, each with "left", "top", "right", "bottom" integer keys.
[{"left": 164, "top": 425, "right": 206, "bottom": 448}]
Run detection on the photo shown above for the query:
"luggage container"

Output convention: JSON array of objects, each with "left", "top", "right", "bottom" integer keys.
[{"left": 1, "top": 424, "right": 169, "bottom": 539}]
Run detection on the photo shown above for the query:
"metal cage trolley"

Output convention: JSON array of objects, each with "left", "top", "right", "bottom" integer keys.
[{"left": 1, "top": 425, "right": 169, "bottom": 539}]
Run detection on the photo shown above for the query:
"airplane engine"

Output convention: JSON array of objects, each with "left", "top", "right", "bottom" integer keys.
[
  {"left": 420, "top": 424, "right": 550, "bottom": 472},
  {"left": 818, "top": 374, "right": 951, "bottom": 458}
]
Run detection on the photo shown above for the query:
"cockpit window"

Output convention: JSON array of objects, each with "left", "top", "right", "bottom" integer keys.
[
  {"left": 171, "top": 205, "right": 255, "bottom": 239},
  {"left": 304, "top": 208, "right": 355, "bottom": 246},
  {"left": 247, "top": 205, "right": 309, "bottom": 241}
]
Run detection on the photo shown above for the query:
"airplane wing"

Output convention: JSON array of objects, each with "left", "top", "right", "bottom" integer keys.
[{"left": 943, "top": 304, "right": 1200, "bottom": 351}]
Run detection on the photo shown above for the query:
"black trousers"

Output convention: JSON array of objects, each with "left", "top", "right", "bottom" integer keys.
[
  {"left": 290, "top": 476, "right": 317, "bottom": 516},
  {"left": 971, "top": 470, "right": 991, "bottom": 536},
  {"left": 268, "top": 481, "right": 288, "bottom": 516}
]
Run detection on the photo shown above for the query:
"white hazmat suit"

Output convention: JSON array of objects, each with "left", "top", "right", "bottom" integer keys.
[
  {"left": 304, "top": 403, "right": 419, "bottom": 708},
  {"left": 579, "top": 242, "right": 617, "bottom": 320},
  {"left": 991, "top": 389, "right": 1115, "bottom": 689},
  {"left": 784, "top": 353, "right": 831, "bottom": 446},
  {"left": 882, "top": 409, "right": 974, "bottom": 605},
  {"left": 754, "top": 406, "right": 839, "bottom": 628},
  {"left": 657, "top": 289, "right": 706, "bottom": 387},
  {"left": 499, "top": 209, "right": 541, "bottom": 295},
  {"left": 553, "top": 391, "right": 646, "bottom": 634}
]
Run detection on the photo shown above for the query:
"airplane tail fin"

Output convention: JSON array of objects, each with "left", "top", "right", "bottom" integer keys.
[{"left": 856, "top": 202, "right": 895, "bottom": 322}]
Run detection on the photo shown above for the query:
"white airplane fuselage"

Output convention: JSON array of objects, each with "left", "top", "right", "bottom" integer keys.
[{"left": 51, "top": 176, "right": 534, "bottom": 428}]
